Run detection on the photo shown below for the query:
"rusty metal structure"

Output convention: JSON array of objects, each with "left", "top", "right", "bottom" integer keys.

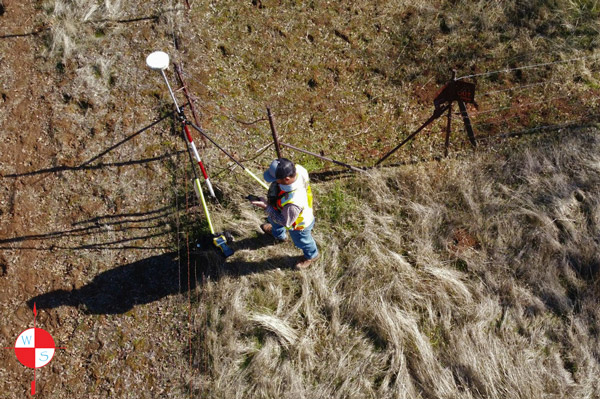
[
  {"left": 376, "top": 71, "right": 478, "bottom": 166},
  {"left": 170, "top": 66, "right": 479, "bottom": 176}
]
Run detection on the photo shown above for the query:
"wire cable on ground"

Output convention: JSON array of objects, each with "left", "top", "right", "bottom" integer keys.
[
  {"left": 457, "top": 93, "right": 575, "bottom": 119},
  {"left": 457, "top": 53, "right": 600, "bottom": 81},
  {"left": 475, "top": 113, "right": 600, "bottom": 142},
  {"left": 476, "top": 65, "right": 600, "bottom": 99},
  {"left": 473, "top": 108, "right": 598, "bottom": 131},
  {"left": 479, "top": 80, "right": 555, "bottom": 98}
]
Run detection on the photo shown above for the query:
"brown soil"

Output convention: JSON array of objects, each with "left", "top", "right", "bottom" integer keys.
[{"left": 1, "top": 2, "right": 190, "bottom": 397}]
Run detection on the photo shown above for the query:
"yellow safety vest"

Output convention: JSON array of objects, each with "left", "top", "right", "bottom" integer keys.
[{"left": 276, "top": 185, "right": 314, "bottom": 230}]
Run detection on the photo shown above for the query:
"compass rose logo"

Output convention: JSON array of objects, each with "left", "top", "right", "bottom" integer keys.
[
  {"left": 14, "top": 327, "right": 56, "bottom": 369},
  {"left": 4, "top": 303, "right": 65, "bottom": 395}
]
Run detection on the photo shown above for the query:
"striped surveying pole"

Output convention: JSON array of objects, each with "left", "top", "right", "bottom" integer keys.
[
  {"left": 182, "top": 123, "right": 215, "bottom": 197},
  {"left": 146, "top": 51, "right": 215, "bottom": 198},
  {"left": 167, "top": 77, "right": 216, "bottom": 198},
  {"left": 183, "top": 123, "right": 233, "bottom": 257},
  {"left": 147, "top": 51, "right": 233, "bottom": 257},
  {"left": 182, "top": 124, "right": 215, "bottom": 235},
  {"left": 185, "top": 120, "right": 270, "bottom": 190}
]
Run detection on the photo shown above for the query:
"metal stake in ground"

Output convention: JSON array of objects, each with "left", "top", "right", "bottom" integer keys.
[
  {"left": 174, "top": 63, "right": 207, "bottom": 146},
  {"left": 375, "top": 103, "right": 450, "bottom": 166},
  {"left": 267, "top": 107, "right": 282, "bottom": 159},
  {"left": 376, "top": 71, "right": 478, "bottom": 165},
  {"left": 146, "top": 51, "right": 216, "bottom": 198}
]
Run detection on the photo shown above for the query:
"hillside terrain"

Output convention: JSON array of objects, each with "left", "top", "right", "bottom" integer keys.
[{"left": 1, "top": 1, "right": 599, "bottom": 398}]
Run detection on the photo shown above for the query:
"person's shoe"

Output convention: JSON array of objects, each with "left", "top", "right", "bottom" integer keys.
[
  {"left": 296, "top": 254, "right": 320, "bottom": 270},
  {"left": 260, "top": 223, "right": 287, "bottom": 242},
  {"left": 260, "top": 223, "right": 273, "bottom": 235}
]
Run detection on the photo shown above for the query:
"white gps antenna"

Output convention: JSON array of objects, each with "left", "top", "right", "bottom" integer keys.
[
  {"left": 145, "top": 51, "right": 181, "bottom": 111},
  {"left": 145, "top": 51, "right": 170, "bottom": 71}
]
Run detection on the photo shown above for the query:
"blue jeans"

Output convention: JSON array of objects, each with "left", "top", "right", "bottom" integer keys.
[{"left": 268, "top": 217, "right": 319, "bottom": 260}]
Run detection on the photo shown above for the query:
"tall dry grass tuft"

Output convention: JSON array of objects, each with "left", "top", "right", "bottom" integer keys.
[
  {"left": 194, "top": 127, "right": 600, "bottom": 398},
  {"left": 44, "top": 0, "right": 121, "bottom": 59}
]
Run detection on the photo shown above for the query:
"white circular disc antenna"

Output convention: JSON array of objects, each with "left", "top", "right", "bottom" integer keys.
[{"left": 146, "top": 51, "right": 170, "bottom": 71}]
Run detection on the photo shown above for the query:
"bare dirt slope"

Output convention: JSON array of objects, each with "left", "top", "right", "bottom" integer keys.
[{"left": 1, "top": 1, "right": 191, "bottom": 397}]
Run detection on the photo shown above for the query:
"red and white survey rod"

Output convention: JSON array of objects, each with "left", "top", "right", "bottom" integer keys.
[
  {"left": 164, "top": 73, "right": 216, "bottom": 198},
  {"left": 146, "top": 51, "right": 215, "bottom": 198},
  {"left": 182, "top": 123, "right": 215, "bottom": 197}
]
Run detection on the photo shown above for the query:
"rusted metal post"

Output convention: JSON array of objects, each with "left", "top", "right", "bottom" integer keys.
[
  {"left": 452, "top": 69, "right": 476, "bottom": 148},
  {"left": 445, "top": 103, "right": 452, "bottom": 157},
  {"left": 279, "top": 142, "right": 366, "bottom": 173},
  {"left": 375, "top": 103, "right": 449, "bottom": 166},
  {"left": 266, "top": 107, "right": 282, "bottom": 159},
  {"left": 444, "top": 70, "right": 456, "bottom": 157},
  {"left": 173, "top": 63, "right": 207, "bottom": 145}
]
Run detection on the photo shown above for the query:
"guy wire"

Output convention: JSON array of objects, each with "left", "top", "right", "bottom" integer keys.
[{"left": 457, "top": 53, "right": 600, "bottom": 81}]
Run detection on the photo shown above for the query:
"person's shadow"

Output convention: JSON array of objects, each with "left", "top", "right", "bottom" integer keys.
[{"left": 28, "top": 235, "right": 297, "bottom": 314}]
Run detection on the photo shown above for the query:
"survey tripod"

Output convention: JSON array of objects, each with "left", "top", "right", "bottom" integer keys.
[{"left": 376, "top": 71, "right": 478, "bottom": 165}]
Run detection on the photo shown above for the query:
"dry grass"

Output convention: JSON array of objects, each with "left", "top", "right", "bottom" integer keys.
[
  {"left": 194, "top": 127, "right": 600, "bottom": 398},
  {"left": 38, "top": 0, "right": 600, "bottom": 170}
]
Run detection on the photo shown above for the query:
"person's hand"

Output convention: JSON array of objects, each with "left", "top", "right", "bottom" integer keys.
[{"left": 251, "top": 198, "right": 268, "bottom": 209}]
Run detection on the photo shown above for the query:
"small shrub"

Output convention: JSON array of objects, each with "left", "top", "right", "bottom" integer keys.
[{"left": 315, "top": 181, "right": 357, "bottom": 228}]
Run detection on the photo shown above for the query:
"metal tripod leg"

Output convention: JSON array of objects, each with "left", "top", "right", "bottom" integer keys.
[
  {"left": 445, "top": 102, "right": 452, "bottom": 157},
  {"left": 375, "top": 103, "right": 449, "bottom": 166},
  {"left": 457, "top": 100, "right": 476, "bottom": 147}
]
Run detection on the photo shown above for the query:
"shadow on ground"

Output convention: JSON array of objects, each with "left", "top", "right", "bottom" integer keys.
[
  {"left": 0, "top": 207, "right": 173, "bottom": 251},
  {"left": 28, "top": 235, "right": 296, "bottom": 314}
]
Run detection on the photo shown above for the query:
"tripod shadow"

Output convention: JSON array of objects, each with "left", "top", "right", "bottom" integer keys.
[
  {"left": 3, "top": 112, "right": 179, "bottom": 178},
  {"left": 0, "top": 207, "right": 173, "bottom": 251},
  {"left": 27, "top": 237, "right": 297, "bottom": 314}
]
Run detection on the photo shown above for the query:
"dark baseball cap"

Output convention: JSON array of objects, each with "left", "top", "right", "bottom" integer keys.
[{"left": 263, "top": 158, "right": 296, "bottom": 183}]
